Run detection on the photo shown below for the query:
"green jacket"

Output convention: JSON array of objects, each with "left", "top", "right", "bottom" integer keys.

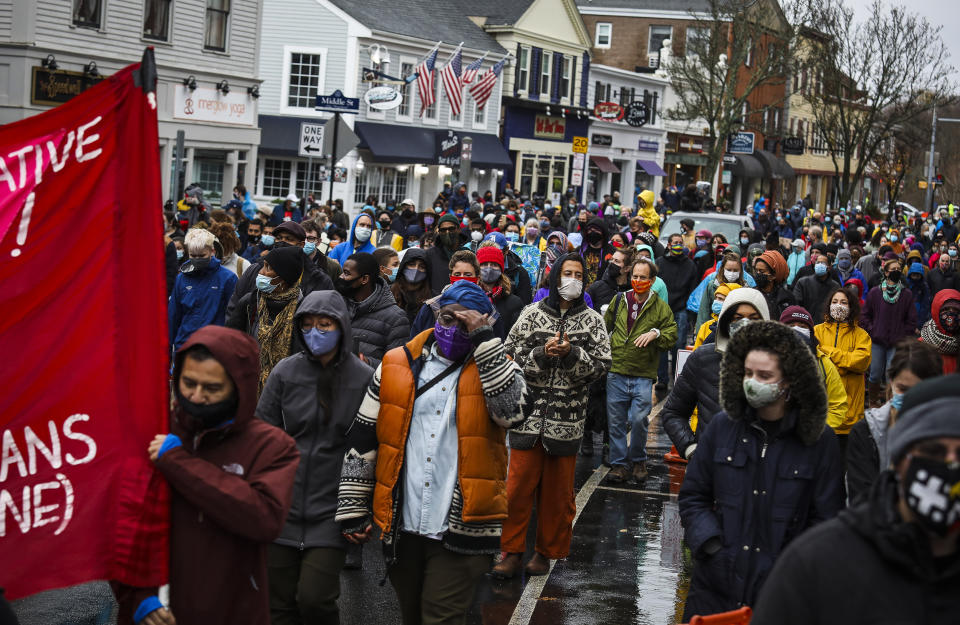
[{"left": 603, "top": 291, "right": 678, "bottom": 378}]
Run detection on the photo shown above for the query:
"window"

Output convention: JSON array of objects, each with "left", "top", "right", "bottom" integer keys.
[
  {"left": 204, "top": 0, "right": 230, "bottom": 52},
  {"left": 73, "top": 0, "right": 102, "bottom": 29},
  {"left": 745, "top": 39, "right": 753, "bottom": 67},
  {"left": 286, "top": 51, "right": 324, "bottom": 109},
  {"left": 619, "top": 86, "right": 635, "bottom": 107},
  {"left": 449, "top": 98, "right": 463, "bottom": 126},
  {"left": 560, "top": 56, "right": 573, "bottom": 101},
  {"left": 594, "top": 81, "right": 612, "bottom": 106},
  {"left": 397, "top": 61, "right": 414, "bottom": 118},
  {"left": 296, "top": 161, "right": 325, "bottom": 199},
  {"left": 649, "top": 26, "right": 672, "bottom": 56},
  {"left": 685, "top": 27, "right": 708, "bottom": 56},
  {"left": 741, "top": 101, "right": 748, "bottom": 129},
  {"left": 539, "top": 52, "right": 552, "bottom": 97},
  {"left": 263, "top": 159, "right": 292, "bottom": 198},
  {"left": 595, "top": 23, "right": 612, "bottom": 48},
  {"left": 193, "top": 151, "right": 226, "bottom": 204},
  {"left": 517, "top": 46, "right": 530, "bottom": 94},
  {"left": 142, "top": 0, "right": 171, "bottom": 40},
  {"left": 643, "top": 89, "right": 658, "bottom": 124},
  {"left": 237, "top": 150, "right": 248, "bottom": 188},
  {"left": 424, "top": 71, "right": 438, "bottom": 121},
  {"left": 473, "top": 100, "right": 487, "bottom": 128}
]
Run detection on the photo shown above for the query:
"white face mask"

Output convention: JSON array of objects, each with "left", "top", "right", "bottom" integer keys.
[
  {"left": 723, "top": 269, "right": 739, "bottom": 282},
  {"left": 354, "top": 226, "right": 372, "bottom": 242},
  {"left": 793, "top": 326, "right": 810, "bottom": 338},
  {"left": 471, "top": 230, "right": 483, "bottom": 242},
  {"left": 557, "top": 277, "right": 583, "bottom": 301},
  {"left": 743, "top": 377, "right": 786, "bottom": 408}
]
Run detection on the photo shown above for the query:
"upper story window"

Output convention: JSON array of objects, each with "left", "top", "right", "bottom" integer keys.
[
  {"left": 539, "top": 51, "right": 552, "bottom": 97},
  {"left": 286, "top": 50, "right": 325, "bottom": 109},
  {"left": 685, "top": 27, "right": 709, "bottom": 57},
  {"left": 595, "top": 23, "right": 612, "bottom": 48},
  {"left": 560, "top": 56, "right": 574, "bottom": 101},
  {"left": 73, "top": 0, "right": 103, "bottom": 29},
  {"left": 143, "top": 0, "right": 172, "bottom": 41},
  {"left": 397, "top": 61, "right": 415, "bottom": 119},
  {"left": 649, "top": 26, "right": 672, "bottom": 57},
  {"left": 594, "top": 81, "right": 612, "bottom": 106},
  {"left": 424, "top": 73, "right": 439, "bottom": 121},
  {"left": 517, "top": 46, "right": 530, "bottom": 94},
  {"left": 204, "top": 0, "right": 230, "bottom": 52}
]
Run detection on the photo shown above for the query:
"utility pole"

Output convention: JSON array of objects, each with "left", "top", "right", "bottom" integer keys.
[{"left": 925, "top": 107, "right": 960, "bottom": 212}]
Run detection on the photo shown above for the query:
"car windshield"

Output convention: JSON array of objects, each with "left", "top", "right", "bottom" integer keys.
[{"left": 659, "top": 215, "right": 748, "bottom": 246}]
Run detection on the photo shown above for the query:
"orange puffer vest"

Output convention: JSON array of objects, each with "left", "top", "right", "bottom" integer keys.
[{"left": 372, "top": 329, "right": 508, "bottom": 535}]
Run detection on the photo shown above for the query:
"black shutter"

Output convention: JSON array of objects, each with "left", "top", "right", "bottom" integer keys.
[
  {"left": 595, "top": 80, "right": 602, "bottom": 107},
  {"left": 514, "top": 43, "right": 522, "bottom": 97},
  {"left": 551, "top": 51, "right": 562, "bottom": 104},
  {"left": 530, "top": 47, "right": 542, "bottom": 100},
  {"left": 579, "top": 52, "right": 590, "bottom": 108}
]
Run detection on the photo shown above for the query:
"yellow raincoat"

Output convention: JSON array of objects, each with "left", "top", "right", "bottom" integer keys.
[{"left": 814, "top": 320, "right": 872, "bottom": 435}]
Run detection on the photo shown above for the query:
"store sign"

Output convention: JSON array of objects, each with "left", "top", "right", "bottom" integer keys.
[
  {"left": 437, "top": 130, "right": 461, "bottom": 166},
  {"left": 534, "top": 115, "right": 566, "bottom": 140},
  {"left": 623, "top": 101, "right": 650, "bottom": 128},
  {"left": 593, "top": 101, "right": 624, "bottom": 122},
  {"left": 364, "top": 86, "right": 402, "bottom": 111},
  {"left": 173, "top": 85, "right": 255, "bottom": 126},
  {"left": 727, "top": 131, "right": 755, "bottom": 155},
  {"left": 782, "top": 136, "right": 806, "bottom": 155},
  {"left": 638, "top": 139, "right": 659, "bottom": 152},
  {"left": 30, "top": 67, "right": 103, "bottom": 106},
  {"left": 592, "top": 134, "right": 613, "bottom": 146}
]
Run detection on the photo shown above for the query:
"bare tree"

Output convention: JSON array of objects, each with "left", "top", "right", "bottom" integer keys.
[
  {"left": 798, "top": 0, "right": 955, "bottom": 210},
  {"left": 665, "top": 0, "right": 796, "bottom": 186},
  {"left": 868, "top": 116, "right": 926, "bottom": 215}
]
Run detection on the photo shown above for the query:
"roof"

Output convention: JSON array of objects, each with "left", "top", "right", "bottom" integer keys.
[
  {"left": 327, "top": 0, "right": 506, "bottom": 53},
  {"left": 575, "top": 0, "right": 712, "bottom": 11},
  {"left": 464, "top": 0, "right": 536, "bottom": 26}
]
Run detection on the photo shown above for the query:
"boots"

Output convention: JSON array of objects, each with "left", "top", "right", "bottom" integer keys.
[
  {"left": 579, "top": 431, "right": 594, "bottom": 457},
  {"left": 491, "top": 553, "right": 523, "bottom": 579},
  {"left": 524, "top": 552, "right": 551, "bottom": 576}
]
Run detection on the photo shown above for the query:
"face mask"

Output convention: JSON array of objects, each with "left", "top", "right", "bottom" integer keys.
[
  {"left": 336, "top": 276, "right": 363, "bottom": 296},
  {"left": 303, "top": 241, "right": 317, "bottom": 255},
  {"left": 890, "top": 391, "right": 905, "bottom": 412},
  {"left": 890, "top": 235, "right": 899, "bottom": 242},
  {"left": 256, "top": 274, "right": 278, "bottom": 293},
  {"left": 260, "top": 234, "right": 275, "bottom": 247},
  {"left": 632, "top": 278, "right": 652, "bottom": 294},
  {"left": 940, "top": 309, "right": 960, "bottom": 333},
  {"left": 742, "top": 377, "right": 786, "bottom": 409},
  {"left": 526, "top": 227, "right": 539, "bottom": 239},
  {"left": 176, "top": 249, "right": 184, "bottom": 260},
  {"left": 711, "top": 300, "right": 723, "bottom": 316},
  {"left": 814, "top": 263, "right": 828, "bottom": 276},
  {"left": 830, "top": 303, "right": 849, "bottom": 321},
  {"left": 723, "top": 270, "right": 739, "bottom": 282},
  {"left": 189, "top": 257, "right": 212, "bottom": 272},
  {"left": 403, "top": 266, "right": 426, "bottom": 284},
  {"left": 728, "top": 317, "right": 752, "bottom": 337},
  {"left": 403, "top": 209, "right": 416, "bottom": 219},
  {"left": 900, "top": 455, "right": 960, "bottom": 537},
  {"left": 450, "top": 275, "right": 478, "bottom": 285},
  {"left": 740, "top": 237, "right": 750, "bottom": 245},
  {"left": 471, "top": 230, "right": 484, "bottom": 242},
  {"left": 387, "top": 266, "right": 399, "bottom": 283},
  {"left": 175, "top": 386, "right": 237, "bottom": 429},
  {"left": 423, "top": 216, "right": 435, "bottom": 226},
  {"left": 438, "top": 232, "right": 459, "bottom": 249},
  {"left": 669, "top": 244, "right": 685, "bottom": 256},
  {"left": 379, "top": 220, "right": 391, "bottom": 230},
  {"left": 302, "top": 327, "right": 341, "bottom": 356},
  {"left": 354, "top": 227, "right": 372, "bottom": 243},
  {"left": 887, "top": 270, "right": 903, "bottom": 283},
  {"left": 433, "top": 321, "right": 473, "bottom": 361},
  {"left": 950, "top": 250, "right": 958, "bottom": 258},
  {"left": 480, "top": 266, "right": 502, "bottom": 284},
  {"left": 506, "top": 232, "right": 520, "bottom": 243},
  {"left": 696, "top": 238, "right": 708, "bottom": 249},
  {"left": 606, "top": 263, "right": 622, "bottom": 279},
  {"left": 793, "top": 326, "right": 810, "bottom": 338},
  {"left": 557, "top": 277, "right": 583, "bottom": 301},
  {"left": 838, "top": 259, "right": 851, "bottom": 270}
]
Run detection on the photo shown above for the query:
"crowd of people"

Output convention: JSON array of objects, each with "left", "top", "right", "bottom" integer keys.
[{"left": 113, "top": 181, "right": 960, "bottom": 625}]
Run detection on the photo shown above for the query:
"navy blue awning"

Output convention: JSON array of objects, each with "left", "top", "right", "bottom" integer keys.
[
  {"left": 460, "top": 132, "right": 512, "bottom": 169},
  {"left": 355, "top": 121, "right": 435, "bottom": 164},
  {"left": 258, "top": 115, "right": 323, "bottom": 157},
  {"left": 636, "top": 159, "right": 668, "bottom": 177}
]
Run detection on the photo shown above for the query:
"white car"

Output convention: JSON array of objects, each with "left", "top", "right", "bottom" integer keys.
[
  {"left": 895, "top": 202, "right": 923, "bottom": 218},
  {"left": 658, "top": 212, "right": 754, "bottom": 248}
]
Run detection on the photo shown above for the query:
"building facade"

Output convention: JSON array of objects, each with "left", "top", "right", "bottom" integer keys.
[{"left": 0, "top": 0, "right": 264, "bottom": 205}]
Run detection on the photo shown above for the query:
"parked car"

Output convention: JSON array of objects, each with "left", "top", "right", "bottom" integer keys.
[{"left": 658, "top": 212, "right": 754, "bottom": 247}]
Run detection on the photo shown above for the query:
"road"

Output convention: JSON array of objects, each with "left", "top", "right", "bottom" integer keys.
[{"left": 13, "top": 403, "right": 694, "bottom": 625}]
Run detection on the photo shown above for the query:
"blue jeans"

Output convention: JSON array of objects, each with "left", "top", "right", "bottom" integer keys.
[
  {"left": 658, "top": 310, "right": 689, "bottom": 387},
  {"left": 606, "top": 373, "right": 654, "bottom": 467},
  {"left": 869, "top": 342, "right": 897, "bottom": 383}
]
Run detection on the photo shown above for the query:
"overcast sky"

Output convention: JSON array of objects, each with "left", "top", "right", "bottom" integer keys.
[{"left": 846, "top": 0, "right": 960, "bottom": 83}]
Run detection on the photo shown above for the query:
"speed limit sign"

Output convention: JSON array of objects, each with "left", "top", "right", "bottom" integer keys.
[{"left": 572, "top": 136, "right": 588, "bottom": 153}]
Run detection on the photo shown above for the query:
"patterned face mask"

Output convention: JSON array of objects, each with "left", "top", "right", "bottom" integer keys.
[{"left": 900, "top": 455, "right": 960, "bottom": 537}]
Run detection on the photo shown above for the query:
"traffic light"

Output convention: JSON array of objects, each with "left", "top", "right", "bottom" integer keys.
[{"left": 935, "top": 173, "right": 945, "bottom": 186}]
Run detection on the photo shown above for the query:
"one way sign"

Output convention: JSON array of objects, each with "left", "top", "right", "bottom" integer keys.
[{"left": 299, "top": 122, "right": 325, "bottom": 158}]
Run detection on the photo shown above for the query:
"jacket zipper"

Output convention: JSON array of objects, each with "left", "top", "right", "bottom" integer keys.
[
  {"left": 834, "top": 323, "right": 840, "bottom": 348},
  {"left": 743, "top": 422, "right": 768, "bottom": 605}
]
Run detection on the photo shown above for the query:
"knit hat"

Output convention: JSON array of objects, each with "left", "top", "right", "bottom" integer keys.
[
  {"left": 438, "top": 214, "right": 461, "bottom": 229},
  {"left": 273, "top": 221, "right": 306, "bottom": 241},
  {"left": 908, "top": 261, "right": 925, "bottom": 277},
  {"left": 779, "top": 305, "right": 814, "bottom": 332},
  {"left": 757, "top": 250, "right": 789, "bottom": 283},
  {"left": 715, "top": 283, "right": 743, "bottom": 299},
  {"left": 888, "top": 397, "right": 960, "bottom": 463},
  {"left": 476, "top": 245, "right": 505, "bottom": 270},
  {"left": 264, "top": 246, "right": 304, "bottom": 287},
  {"left": 435, "top": 280, "right": 494, "bottom": 314},
  {"left": 638, "top": 231, "right": 657, "bottom": 248}
]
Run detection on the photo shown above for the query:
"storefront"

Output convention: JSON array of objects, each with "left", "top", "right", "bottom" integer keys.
[{"left": 586, "top": 127, "right": 667, "bottom": 202}]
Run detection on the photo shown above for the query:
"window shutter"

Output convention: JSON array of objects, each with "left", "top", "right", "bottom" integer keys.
[
  {"left": 530, "top": 47, "right": 542, "bottom": 100},
  {"left": 594, "top": 80, "right": 602, "bottom": 107},
  {"left": 514, "top": 42, "right": 522, "bottom": 97},
  {"left": 551, "top": 51, "right": 562, "bottom": 104},
  {"left": 579, "top": 52, "right": 590, "bottom": 108}
]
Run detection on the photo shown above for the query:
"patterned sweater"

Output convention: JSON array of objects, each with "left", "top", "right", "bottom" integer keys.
[
  {"left": 504, "top": 300, "right": 612, "bottom": 455},
  {"left": 335, "top": 326, "right": 526, "bottom": 557}
]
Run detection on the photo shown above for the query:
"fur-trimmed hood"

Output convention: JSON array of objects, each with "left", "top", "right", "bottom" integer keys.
[
  {"left": 719, "top": 320, "right": 828, "bottom": 446},
  {"left": 715, "top": 287, "right": 770, "bottom": 352}
]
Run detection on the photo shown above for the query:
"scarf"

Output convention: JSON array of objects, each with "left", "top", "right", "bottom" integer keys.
[
  {"left": 488, "top": 285, "right": 504, "bottom": 302},
  {"left": 256, "top": 278, "right": 301, "bottom": 393},
  {"left": 920, "top": 318, "right": 960, "bottom": 355},
  {"left": 882, "top": 282, "right": 902, "bottom": 305}
]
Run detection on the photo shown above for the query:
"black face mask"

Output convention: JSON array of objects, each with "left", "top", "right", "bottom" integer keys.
[
  {"left": 272, "top": 241, "right": 291, "bottom": 249},
  {"left": 175, "top": 387, "right": 237, "bottom": 429},
  {"left": 900, "top": 455, "right": 960, "bottom": 537},
  {"left": 335, "top": 276, "right": 363, "bottom": 297},
  {"left": 753, "top": 271, "right": 770, "bottom": 290},
  {"left": 438, "top": 232, "right": 459, "bottom": 250},
  {"left": 587, "top": 231, "right": 603, "bottom": 247},
  {"left": 380, "top": 220, "right": 391, "bottom": 229},
  {"left": 248, "top": 234, "right": 261, "bottom": 244},
  {"left": 188, "top": 257, "right": 212, "bottom": 272},
  {"left": 403, "top": 209, "right": 416, "bottom": 219},
  {"left": 606, "top": 263, "right": 621, "bottom": 280},
  {"left": 887, "top": 270, "right": 903, "bottom": 283}
]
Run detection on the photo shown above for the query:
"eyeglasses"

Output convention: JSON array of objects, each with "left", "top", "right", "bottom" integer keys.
[
  {"left": 305, "top": 236, "right": 319, "bottom": 243},
  {"left": 438, "top": 226, "right": 458, "bottom": 233}
]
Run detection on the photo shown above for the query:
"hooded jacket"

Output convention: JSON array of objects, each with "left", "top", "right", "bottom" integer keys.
[
  {"left": 346, "top": 278, "right": 411, "bottom": 369},
  {"left": 504, "top": 253, "right": 612, "bottom": 455},
  {"left": 155, "top": 326, "right": 299, "bottom": 625},
  {"left": 792, "top": 272, "right": 840, "bottom": 321},
  {"left": 637, "top": 190, "right": 660, "bottom": 236},
  {"left": 662, "top": 288, "right": 770, "bottom": 456},
  {"left": 679, "top": 321, "right": 842, "bottom": 620},
  {"left": 391, "top": 247, "right": 433, "bottom": 322},
  {"left": 751, "top": 472, "right": 960, "bottom": 625},
  {"left": 920, "top": 288, "right": 960, "bottom": 374},
  {"left": 657, "top": 250, "right": 699, "bottom": 314},
  {"left": 329, "top": 214, "right": 377, "bottom": 266},
  {"left": 256, "top": 292, "right": 374, "bottom": 551},
  {"left": 579, "top": 217, "right": 613, "bottom": 284},
  {"left": 168, "top": 257, "right": 238, "bottom": 352},
  {"left": 814, "top": 319, "right": 871, "bottom": 435},
  {"left": 845, "top": 403, "right": 892, "bottom": 504}
]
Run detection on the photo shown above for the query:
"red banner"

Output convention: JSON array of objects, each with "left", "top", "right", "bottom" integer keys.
[{"left": 0, "top": 55, "right": 170, "bottom": 598}]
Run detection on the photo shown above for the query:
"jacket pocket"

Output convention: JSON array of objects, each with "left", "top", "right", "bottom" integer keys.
[
  {"left": 712, "top": 447, "right": 748, "bottom": 498},
  {"left": 772, "top": 462, "right": 814, "bottom": 523}
]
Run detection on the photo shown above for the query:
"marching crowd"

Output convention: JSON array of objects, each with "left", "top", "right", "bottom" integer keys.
[{"left": 63, "top": 182, "right": 960, "bottom": 625}]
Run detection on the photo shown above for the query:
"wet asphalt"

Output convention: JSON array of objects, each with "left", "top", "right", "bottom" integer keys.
[{"left": 13, "top": 404, "right": 694, "bottom": 625}]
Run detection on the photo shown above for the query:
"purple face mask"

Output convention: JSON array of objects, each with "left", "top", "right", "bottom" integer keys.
[
  {"left": 433, "top": 321, "right": 472, "bottom": 361},
  {"left": 423, "top": 216, "right": 435, "bottom": 226}
]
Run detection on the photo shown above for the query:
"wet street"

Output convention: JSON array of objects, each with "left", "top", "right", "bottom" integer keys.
[{"left": 13, "top": 403, "right": 694, "bottom": 625}]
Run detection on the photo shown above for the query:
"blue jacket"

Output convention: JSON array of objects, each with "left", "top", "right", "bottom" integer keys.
[
  {"left": 786, "top": 251, "right": 805, "bottom": 287},
  {"left": 168, "top": 258, "right": 238, "bottom": 352},
  {"left": 679, "top": 410, "right": 842, "bottom": 617},
  {"left": 329, "top": 213, "right": 376, "bottom": 266},
  {"left": 268, "top": 204, "right": 303, "bottom": 227},
  {"left": 686, "top": 266, "right": 756, "bottom": 314}
]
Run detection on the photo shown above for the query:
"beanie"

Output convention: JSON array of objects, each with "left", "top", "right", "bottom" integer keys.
[
  {"left": 779, "top": 305, "right": 814, "bottom": 332},
  {"left": 264, "top": 247, "right": 304, "bottom": 287},
  {"left": 476, "top": 245, "right": 505, "bottom": 270},
  {"left": 758, "top": 250, "right": 789, "bottom": 283},
  {"left": 888, "top": 397, "right": 960, "bottom": 463},
  {"left": 438, "top": 214, "right": 461, "bottom": 230}
]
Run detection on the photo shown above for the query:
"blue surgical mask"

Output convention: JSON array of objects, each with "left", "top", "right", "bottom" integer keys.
[
  {"left": 260, "top": 234, "right": 275, "bottom": 247},
  {"left": 890, "top": 235, "right": 898, "bottom": 242},
  {"left": 176, "top": 249, "right": 184, "bottom": 260},
  {"left": 388, "top": 266, "right": 399, "bottom": 283},
  {"left": 303, "top": 241, "right": 317, "bottom": 255},
  {"left": 302, "top": 328, "right": 341, "bottom": 356},
  {"left": 890, "top": 392, "right": 904, "bottom": 412},
  {"left": 950, "top": 249, "right": 958, "bottom": 258},
  {"left": 814, "top": 263, "right": 827, "bottom": 276},
  {"left": 711, "top": 300, "right": 723, "bottom": 316},
  {"left": 256, "top": 274, "right": 278, "bottom": 293},
  {"left": 506, "top": 232, "right": 519, "bottom": 243}
]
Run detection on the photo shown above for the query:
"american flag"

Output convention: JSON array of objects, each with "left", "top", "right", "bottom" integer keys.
[
  {"left": 462, "top": 56, "right": 484, "bottom": 84},
  {"left": 440, "top": 46, "right": 464, "bottom": 117},
  {"left": 469, "top": 58, "right": 506, "bottom": 110},
  {"left": 416, "top": 45, "right": 439, "bottom": 116}
]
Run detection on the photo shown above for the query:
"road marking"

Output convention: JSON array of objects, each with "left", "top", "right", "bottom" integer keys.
[{"left": 595, "top": 485, "right": 675, "bottom": 497}]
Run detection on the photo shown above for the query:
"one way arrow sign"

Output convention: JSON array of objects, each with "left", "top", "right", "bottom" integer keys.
[{"left": 299, "top": 122, "right": 326, "bottom": 158}]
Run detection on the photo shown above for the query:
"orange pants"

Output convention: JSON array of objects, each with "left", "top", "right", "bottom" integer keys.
[{"left": 500, "top": 444, "right": 577, "bottom": 560}]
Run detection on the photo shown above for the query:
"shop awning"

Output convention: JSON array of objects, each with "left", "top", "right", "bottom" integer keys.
[
  {"left": 259, "top": 115, "right": 322, "bottom": 157},
  {"left": 755, "top": 149, "right": 796, "bottom": 179},
  {"left": 460, "top": 132, "right": 512, "bottom": 169},
  {"left": 590, "top": 155, "right": 620, "bottom": 173},
  {"left": 636, "top": 159, "right": 668, "bottom": 177},
  {"left": 728, "top": 153, "right": 765, "bottom": 178},
  {"left": 355, "top": 121, "right": 436, "bottom": 164}
]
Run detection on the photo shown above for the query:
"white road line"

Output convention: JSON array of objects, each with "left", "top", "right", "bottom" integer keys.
[{"left": 595, "top": 485, "right": 675, "bottom": 497}]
